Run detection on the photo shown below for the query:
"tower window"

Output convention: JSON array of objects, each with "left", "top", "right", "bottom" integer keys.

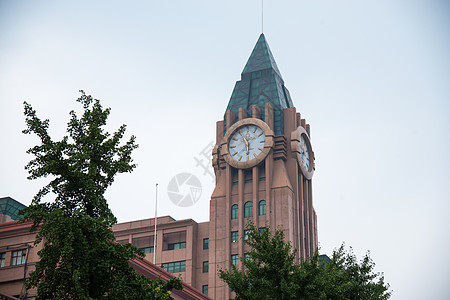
[
  {"left": 203, "top": 261, "right": 209, "bottom": 273},
  {"left": 203, "top": 238, "right": 209, "bottom": 250},
  {"left": 202, "top": 285, "right": 208, "bottom": 295},
  {"left": 258, "top": 200, "right": 266, "bottom": 215},
  {"left": 231, "top": 254, "right": 238, "bottom": 266},
  {"left": 231, "top": 231, "right": 238, "bottom": 243},
  {"left": 244, "top": 201, "right": 253, "bottom": 218},
  {"left": 231, "top": 204, "right": 238, "bottom": 219}
]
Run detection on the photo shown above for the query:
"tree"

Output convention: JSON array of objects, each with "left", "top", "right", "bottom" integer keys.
[
  {"left": 295, "top": 245, "right": 391, "bottom": 300},
  {"left": 218, "top": 223, "right": 391, "bottom": 300},
  {"left": 20, "top": 91, "right": 182, "bottom": 299}
]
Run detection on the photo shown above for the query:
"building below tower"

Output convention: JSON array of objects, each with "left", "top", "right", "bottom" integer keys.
[
  {"left": 0, "top": 212, "right": 211, "bottom": 300},
  {"left": 112, "top": 216, "right": 210, "bottom": 294}
]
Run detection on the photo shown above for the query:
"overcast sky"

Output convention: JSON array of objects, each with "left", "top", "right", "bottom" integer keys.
[{"left": 1, "top": 1, "right": 449, "bottom": 299}]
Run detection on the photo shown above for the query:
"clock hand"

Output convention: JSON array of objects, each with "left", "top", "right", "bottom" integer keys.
[
  {"left": 239, "top": 131, "right": 249, "bottom": 154},
  {"left": 238, "top": 130, "right": 247, "bottom": 143}
]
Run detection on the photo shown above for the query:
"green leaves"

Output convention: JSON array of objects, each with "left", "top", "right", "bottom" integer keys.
[
  {"left": 219, "top": 223, "right": 300, "bottom": 300},
  {"left": 218, "top": 223, "right": 391, "bottom": 300},
  {"left": 22, "top": 91, "right": 138, "bottom": 222},
  {"left": 296, "top": 245, "right": 391, "bottom": 300},
  {"left": 20, "top": 91, "right": 181, "bottom": 299}
]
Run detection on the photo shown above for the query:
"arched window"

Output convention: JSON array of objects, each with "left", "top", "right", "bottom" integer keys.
[
  {"left": 244, "top": 201, "right": 253, "bottom": 218},
  {"left": 231, "top": 204, "right": 238, "bottom": 219},
  {"left": 258, "top": 200, "right": 266, "bottom": 216}
]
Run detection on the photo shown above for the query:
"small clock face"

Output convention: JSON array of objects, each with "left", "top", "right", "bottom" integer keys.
[
  {"left": 290, "top": 126, "right": 314, "bottom": 180},
  {"left": 228, "top": 124, "right": 266, "bottom": 162},
  {"left": 299, "top": 135, "right": 310, "bottom": 170}
]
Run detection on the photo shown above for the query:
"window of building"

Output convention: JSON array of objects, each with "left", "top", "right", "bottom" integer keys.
[
  {"left": 167, "top": 241, "right": 186, "bottom": 250},
  {"left": 0, "top": 253, "right": 5, "bottom": 268},
  {"left": 244, "top": 201, "right": 252, "bottom": 218},
  {"left": 162, "top": 231, "right": 186, "bottom": 251},
  {"left": 162, "top": 261, "right": 186, "bottom": 273},
  {"left": 231, "top": 231, "right": 238, "bottom": 243},
  {"left": 203, "top": 261, "right": 209, "bottom": 273},
  {"left": 258, "top": 200, "right": 266, "bottom": 215},
  {"left": 259, "top": 227, "right": 267, "bottom": 234},
  {"left": 202, "top": 285, "right": 208, "bottom": 295},
  {"left": 231, "top": 204, "right": 238, "bottom": 219},
  {"left": 244, "top": 229, "right": 251, "bottom": 241},
  {"left": 132, "top": 236, "right": 153, "bottom": 248},
  {"left": 244, "top": 253, "right": 251, "bottom": 261},
  {"left": 140, "top": 246, "right": 154, "bottom": 253},
  {"left": 203, "top": 238, "right": 209, "bottom": 250},
  {"left": 11, "top": 249, "right": 26, "bottom": 266},
  {"left": 231, "top": 254, "right": 238, "bottom": 266}
]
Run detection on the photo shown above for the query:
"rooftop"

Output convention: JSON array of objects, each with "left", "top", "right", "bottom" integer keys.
[{"left": 0, "top": 197, "right": 26, "bottom": 223}]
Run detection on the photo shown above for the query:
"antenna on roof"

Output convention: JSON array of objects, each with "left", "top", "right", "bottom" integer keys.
[{"left": 261, "top": 0, "right": 264, "bottom": 33}]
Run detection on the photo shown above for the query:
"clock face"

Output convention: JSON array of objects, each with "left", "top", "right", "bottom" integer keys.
[
  {"left": 299, "top": 134, "right": 310, "bottom": 170},
  {"left": 221, "top": 118, "right": 274, "bottom": 169},
  {"left": 228, "top": 124, "right": 266, "bottom": 162},
  {"left": 290, "top": 126, "right": 314, "bottom": 180}
]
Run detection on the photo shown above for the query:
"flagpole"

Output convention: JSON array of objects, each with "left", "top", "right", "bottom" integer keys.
[{"left": 153, "top": 183, "right": 158, "bottom": 265}]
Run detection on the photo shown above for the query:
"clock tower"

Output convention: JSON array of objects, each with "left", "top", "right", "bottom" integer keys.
[{"left": 208, "top": 34, "right": 318, "bottom": 299}]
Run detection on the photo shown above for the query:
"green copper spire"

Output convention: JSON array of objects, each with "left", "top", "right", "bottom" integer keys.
[
  {"left": 224, "top": 34, "right": 294, "bottom": 135},
  {"left": 242, "top": 34, "right": 282, "bottom": 78}
]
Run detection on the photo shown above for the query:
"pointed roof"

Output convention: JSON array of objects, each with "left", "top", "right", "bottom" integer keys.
[
  {"left": 224, "top": 34, "right": 294, "bottom": 135},
  {"left": 241, "top": 33, "right": 282, "bottom": 79}
]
